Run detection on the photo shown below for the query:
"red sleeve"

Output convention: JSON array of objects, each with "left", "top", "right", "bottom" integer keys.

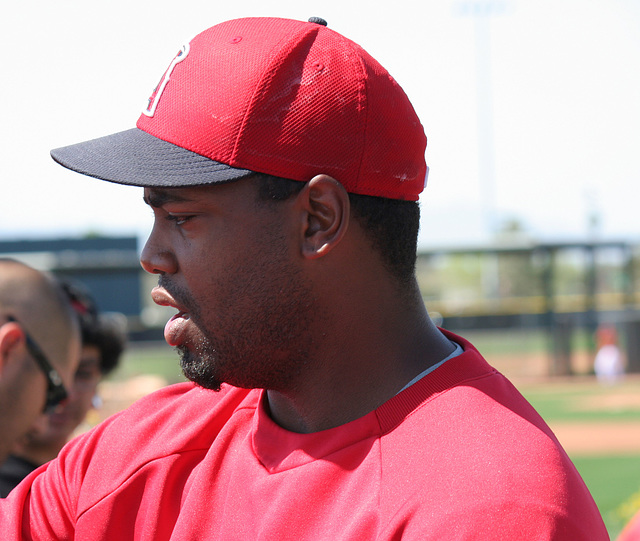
[{"left": 0, "top": 422, "right": 110, "bottom": 540}]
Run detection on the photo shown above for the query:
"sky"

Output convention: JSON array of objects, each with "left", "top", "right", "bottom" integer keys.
[{"left": 1, "top": 0, "right": 639, "bottom": 250}]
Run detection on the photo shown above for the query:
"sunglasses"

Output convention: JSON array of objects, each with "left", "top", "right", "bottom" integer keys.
[{"left": 7, "top": 316, "right": 69, "bottom": 413}]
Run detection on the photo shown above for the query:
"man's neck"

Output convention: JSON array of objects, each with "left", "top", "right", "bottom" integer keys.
[{"left": 265, "top": 295, "right": 454, "bottom": 433}]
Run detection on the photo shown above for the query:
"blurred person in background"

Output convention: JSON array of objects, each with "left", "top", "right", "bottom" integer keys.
[
  {"left": 0, "top": 259, "right": 80, "bottom": 465},
  {"left": 594, "top": 324, "right": 625, "bottom": 384},
  {"left": 0, "top": 280, "right": 126, "bottom": 497}
]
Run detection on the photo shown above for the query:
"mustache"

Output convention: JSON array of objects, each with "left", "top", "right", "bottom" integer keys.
[
  {"left": 157, "top": 276, "right": 191, "bottom": 311},
  {"left": 156, "top": 277, "right": 203, "bottom": 324}
]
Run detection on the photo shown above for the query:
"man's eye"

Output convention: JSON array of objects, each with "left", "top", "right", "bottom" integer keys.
[{"left": 166, "top": 214, "right": 194, "bottom": 226}]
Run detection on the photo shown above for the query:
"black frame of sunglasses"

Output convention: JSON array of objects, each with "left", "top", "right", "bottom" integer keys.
[{"left": 6, "top": 316, "right": 68, "bottom": 412}]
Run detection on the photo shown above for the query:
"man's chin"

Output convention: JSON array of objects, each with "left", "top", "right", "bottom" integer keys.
[{"left": 177, "top": 346, "right": 223, "bottom": 392}]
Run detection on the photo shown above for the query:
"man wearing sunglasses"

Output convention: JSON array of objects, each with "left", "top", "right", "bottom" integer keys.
[{"left": 0, "top": 259, "right": 80, "bottom": 464}]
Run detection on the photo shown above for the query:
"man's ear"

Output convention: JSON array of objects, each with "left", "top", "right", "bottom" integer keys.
[
  {"left": 298, "top": 174, "right": 350, "bottom": 259},
  {"left": 0, "top": 321, "right": 25, "bottom": 376}
]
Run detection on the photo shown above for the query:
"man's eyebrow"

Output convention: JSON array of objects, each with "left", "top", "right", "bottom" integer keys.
[{"left": 143, "top": 190, "right": 193, "bottom": 208}]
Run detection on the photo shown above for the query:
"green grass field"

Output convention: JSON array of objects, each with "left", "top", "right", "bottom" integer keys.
[
  {"left": 521, "top": 379, "right": 640, "bottom": 422},
  {"left": 572, "top": 455, "right": 640, "bottom": 538}
]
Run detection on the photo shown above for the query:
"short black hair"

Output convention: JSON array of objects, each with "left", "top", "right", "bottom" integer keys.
[
  {"left": 58, "top": 279, "right": 126, "bottom": 375},
  {"left": 254, "top": 174, "right": 420, "bottom": 285},
  {"left": 88, "top": 314, "right": 127, "bottom": 375}
]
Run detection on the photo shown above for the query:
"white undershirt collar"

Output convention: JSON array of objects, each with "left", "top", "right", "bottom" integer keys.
[{"left": 396, "top": 341, "right": 463, "bottom": 395}]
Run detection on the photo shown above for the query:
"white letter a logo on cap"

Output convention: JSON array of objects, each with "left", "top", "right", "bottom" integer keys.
[{"left": 143, "top": 43, "right": 190, "bottom": 118}]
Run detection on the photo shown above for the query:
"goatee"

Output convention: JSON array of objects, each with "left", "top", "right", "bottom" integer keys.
[{"left": 177, "top": 342, "right": 223, "bottom": 392}]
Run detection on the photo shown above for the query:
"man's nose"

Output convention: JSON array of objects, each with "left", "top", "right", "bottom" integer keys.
[{"left": 140, "top": 229, "right": 178, "bottom": 275}]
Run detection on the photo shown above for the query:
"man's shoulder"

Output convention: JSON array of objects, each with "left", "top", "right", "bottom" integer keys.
[
  {"left": 95, "top": 382, "right": 257, "bottom": 444},
  {"left": 43, "top": 383, "right": 258, "bottom": 511},
  {"left": 119, "top": 381, "right": 254, "bottom": 415},
  {"left": 60, "top": 383, "right": 258, "bottom": 484},
  {"left": 383, "top": 340, "right": 565, "bottom": 466},
  {"left": 378, "top": 334, "right": 583, "bottom": 495},
  {"left": 375, "top": 341, "right": 606, "bottom": 538}
]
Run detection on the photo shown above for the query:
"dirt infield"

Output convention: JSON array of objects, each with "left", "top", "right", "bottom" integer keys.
[
  {"left": 517, "top": 376, "right": 640, "bottom": 456},
  {"left": 550, "top": 386, "right": 640, "bottom": 455},
  {"left": 550, "top": 422, "right": 640, "bottom": 456}
]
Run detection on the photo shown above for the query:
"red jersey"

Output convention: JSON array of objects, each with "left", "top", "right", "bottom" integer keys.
[{"left": 0, "top": 333, "right": 608, "bottom": 539}]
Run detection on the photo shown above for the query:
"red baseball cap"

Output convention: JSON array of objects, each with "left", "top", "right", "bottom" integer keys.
[{"left": 51, "top": 17, "right": 428, "bottom": 201}]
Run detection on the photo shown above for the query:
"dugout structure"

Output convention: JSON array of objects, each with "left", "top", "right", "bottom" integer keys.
[{"left": 416, "top": 240, "right": 639, "bottom": 376}]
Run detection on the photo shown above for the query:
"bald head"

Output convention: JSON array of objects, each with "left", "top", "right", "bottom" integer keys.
[
  {"left": 0, "top": 259, "right": 79, "bottom": 371},
  {"left": 0, "top": 259, "right": 81, "bottom": 462}
]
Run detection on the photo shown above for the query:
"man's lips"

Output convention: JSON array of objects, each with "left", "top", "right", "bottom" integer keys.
[
  {"left": 151, "top": 286, "right": 184, "bottom": 310},
  {"left": 151, "top": 287, "right": 191, "bottom": 347}
]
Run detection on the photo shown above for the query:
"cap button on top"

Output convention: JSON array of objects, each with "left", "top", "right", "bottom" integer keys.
[{"left": 308, "top": 17, "right": 327, "bottom": 26}]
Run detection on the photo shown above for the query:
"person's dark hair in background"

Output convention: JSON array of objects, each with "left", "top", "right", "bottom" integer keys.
[{"left": 59, "top": 279, "right": 125, "bottom": 376}]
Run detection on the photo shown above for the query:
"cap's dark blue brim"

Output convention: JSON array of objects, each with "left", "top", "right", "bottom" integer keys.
[{"left": 50, "top": 128, "right": 254, "bottom": 188}]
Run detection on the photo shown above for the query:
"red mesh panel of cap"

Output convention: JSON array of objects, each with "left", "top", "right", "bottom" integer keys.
[
  {"left": 359, "top": 52, "right": 427, "bottom": 199},
  {"left": 234, "top": 24, "right": 367, "bottom": 189},
  {"left": 136, "top": 17, "right": 426, "bottom": 200}
]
